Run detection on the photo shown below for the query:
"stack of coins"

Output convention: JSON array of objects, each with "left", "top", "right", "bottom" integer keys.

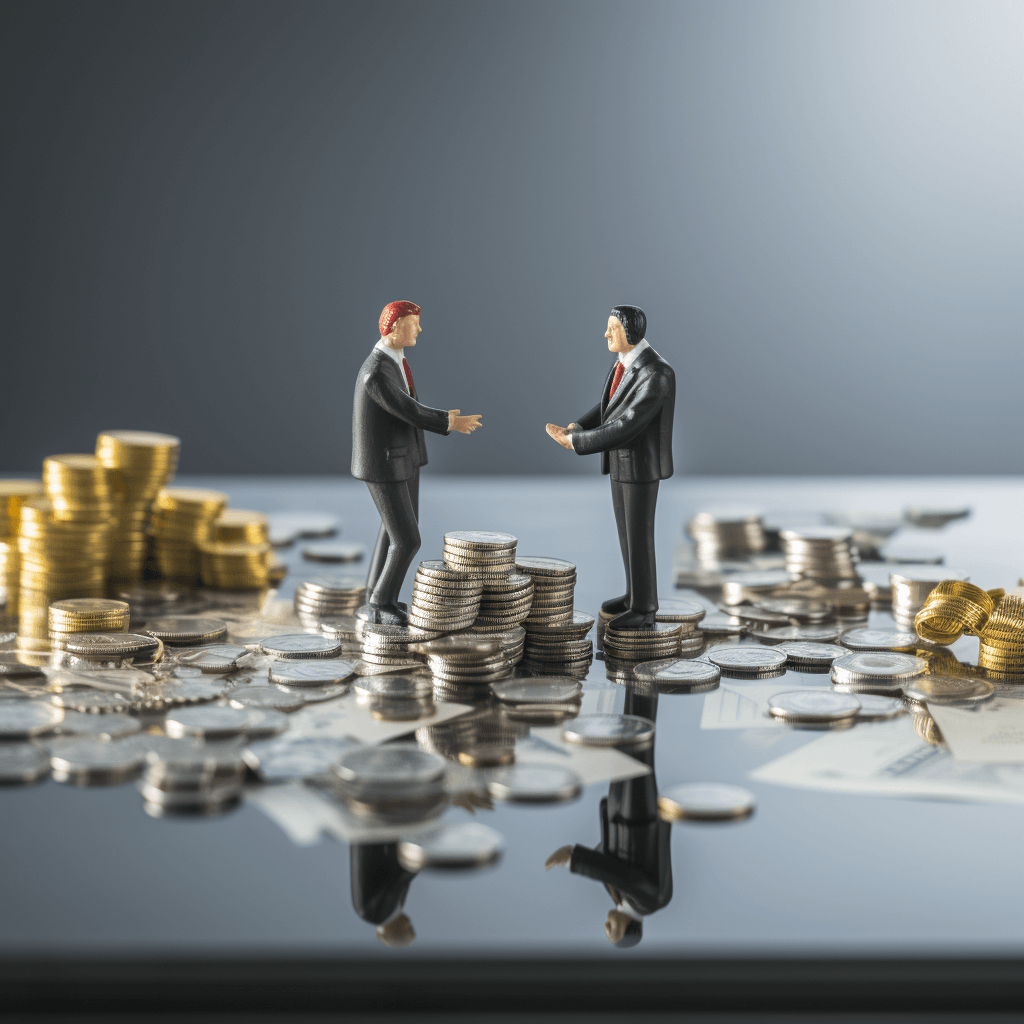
[
  {"left": 95, "top": 430, "right": 181, "bottom": 581},
  {"left": 468, "top": 625, "right": 526, "bottom": 665},
  {"left": 979, "top": 591, "right": 1024, "bottom": 678},
  {"left": 655, "top": 599, "right": 707, "bottom": 654},
  {"left": 413, "top": 635, "right": 512, "bottom": 698},
  {"left": 473, "top": 572, "right": 533, "bottom": 630},
  {"left": 416, "top": 707, "right": 529, "bottom": 762},
  {"left": 720, "top": 570, "right": 793, "bottom": 606},
  {"left": 780, "top": 527, "right": 859, "bottom": 582},
  {"left": 0, "top": 538, "right": 18, "bottom": 619},
  {"left": 199, "top": 541, "right": 273, "bottom": 590},
  {"left": 914, "top": 580, "right": 995, "bottom": 645},
  {"left": 48, "top": 598, "right": 130, "bottom": 650},
  {"left": 409, "top": 561, "right": 482, "bottom": 632},
  {"left": 293, "top": 574, "right": 366, "bottom": 627},
  {"left": 43, "top": 455, "right": 116, "bottom": 526},
  {"left": 17, "top": 498, "right": 115, "bottom": 651},
  {"left": 0, "top": 480, "right": 44, "bottom": 539},
  {"left": 212, "top": 509, "right": 269, "bottom": 544},
  {"left": 517, "top": 557, "right": 576, "bottom": 627},
  {"left": 890, "top": 567, "right": 968, "bottom": 631},
  {"left": 443, "top": 531, "right": 517, "bottom": 577},
  {"left": 357, "top": 622, "right": 432, "bottom": 671},
  {"left": 603, "top": 621, "right": 683, "bottom": 661},
  {"left": 522, "top": 611, "right": 594, "bottom": 669},
  {"left": 151, "top": 488, "right": 228, "bottom": 581},
  {"left": 687, "top": 509, "right": 766, "bottom": 564}
]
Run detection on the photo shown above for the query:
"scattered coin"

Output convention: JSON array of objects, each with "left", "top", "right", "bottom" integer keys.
[
  {"left": 706, "top": 645, "right": 787, "bottom": 673},
  {"left": 302, "top": 542, "right": 365, "bottom": 563},
  {"left": 768, "top": 690, "right": 861, "bottom": 724},
  {"left": 840, "top": 629, "right": 919, "bottom": 652},
  {"left": 458, "top": 745, "right": 515, "bottom": 768},
  {"left": 776, "top": 642, "right": 844, "bottom": 667},
  {"left": 561, "top": 714, "right": 654, "bottom": 748},
  {"left": 755, "top": 625, "right": 842, "bottom": 643},
  {"left": 658, "top": 783, "right": 756, "bottom": 822},
  {"left": 145, "top": 617, "right": 227, "bottom": 645},
  {"left": 853, "top": 694, "right": 907, "bottom": 720},
  {"left": 56, "top": 711, "right": 142, "bottom": 740},
  {"left": 631, "top": 658, "right": 722, "bottom": 692},
  {"left": 903, "top": 675, "right": 995, "bottom": 704},
  {"left": 334, "top": 746, "right": 447, "bottom": 790},
  {"left": 0, "top": 702, "right": 64, "bottom": 738},
  {"left": 227, "top": 685, "right": 306, "bottom": 712},
  {"left": 487, "top": 764, "right": 583, "bottom": 804},
  {"left": 0, "top": 742, "right": 51, "bottom": 784},
  {"left": 259, "top": 634, "right": 344, "bottom": 659},
  {"left": 831, "top": 652, "right": 927, "bottom": 688},
  {"left": 49, "top": 739, "right": 144, "bottom": 785},
  {"left": 268, "top": 659, "right": 355, "bottom": 687},
  {"left": 398, "top": 822, "right": 504, "bottom": 871},
  {"left": 239, "top": 708, "right": 291, "bottom": 738},
  {"left": 490, "top": 678, "right": 582, "bottom": 704},
  {"left": 266, "top": 512, "right": 339, "bottom": 542},
  {"left": 165, "top": 706, "right": 255, "bottom": 739}
]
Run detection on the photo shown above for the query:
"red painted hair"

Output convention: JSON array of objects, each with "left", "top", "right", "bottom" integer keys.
[{"left": 379, "top": 301, "right": 421, "bottom": 339}]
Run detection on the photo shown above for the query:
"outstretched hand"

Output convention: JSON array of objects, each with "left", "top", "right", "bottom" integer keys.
[
  {"left": 545, "top": 423, "right": 576, "bottom": 450},
  {"left": 448, "top": 410, "right": 482, "bottom": 434}
]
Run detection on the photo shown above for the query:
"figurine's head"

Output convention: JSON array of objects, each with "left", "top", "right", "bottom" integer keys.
[
  {"left": 605, "top": 908, "right": 643, "bottom": 947},
  {"left": 606, "top": 305, "right": 646, "bottom": 353},
  {"left": 379, "top": 301, "right": 422, "bottom": 349}
]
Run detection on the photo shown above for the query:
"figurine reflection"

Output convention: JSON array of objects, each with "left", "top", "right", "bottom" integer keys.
[
  {"left": 350, "top": 841, "right": 419, "bottom": 947},
  {"left": 546, "top": 687, "right": 672, "bottom": 946}
]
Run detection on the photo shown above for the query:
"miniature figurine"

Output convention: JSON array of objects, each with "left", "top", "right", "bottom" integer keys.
[
  {"left": 350, "top": 841, "right": 418, "bottom": 947},
  {"left": 352, "top": 301, "right": 482, "bottom": 625},
  {"left": 546, "top": 305, "right": 675, "bottom": 630}
]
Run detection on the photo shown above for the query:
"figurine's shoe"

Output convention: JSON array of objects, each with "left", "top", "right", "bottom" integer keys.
[
  {"left": 364, "top": 602, "right": 409, "bottom": 627},
  {"left": 396, "top": 601, "right": 409, "bottom": 613},
  {"left": 601, "top": 594, "right": 630, "bottom": 616},
  {"left": 607, "top": 610, "right": 657, "bottom": 631}
]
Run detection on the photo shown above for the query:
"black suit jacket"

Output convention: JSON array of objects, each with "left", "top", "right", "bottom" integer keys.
[
  {"left": 570, "top": 345, "right": 675, "bottom": 483},
  {"left": 351, "top": 348, "right": 450, "bottom": 482},
  {"left": 350, "top": 842, "right": 417, "bottom": 925}
]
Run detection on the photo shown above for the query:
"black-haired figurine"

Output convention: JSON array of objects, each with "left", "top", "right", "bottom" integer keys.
[
  {"left": 546, "top": 305, "right": 675, "bottom": 630},
  {"left": 352, "top": 301, "right": 482, "bottom": 625}
]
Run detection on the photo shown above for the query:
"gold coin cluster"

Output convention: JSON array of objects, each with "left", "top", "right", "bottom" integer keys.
[
  {"left": 978, "top": 592, "right": 1024, "bottom": 678},
  {"left": 48, "top": 597, "right": 130, "bottom": 650},
  {"left": 914, "top": 581, "right": 997, "bottom": 645},
  {"left": 151, "top": 487, "right": 228, "bottom": 581}
]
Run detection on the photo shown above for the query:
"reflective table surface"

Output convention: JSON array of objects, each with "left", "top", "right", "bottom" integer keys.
[{"left": 3, "top": 474, "right": 1024, "bottom": 1013}]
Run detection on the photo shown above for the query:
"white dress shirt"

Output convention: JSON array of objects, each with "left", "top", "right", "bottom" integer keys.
[
  {"left": 375, "top": 338, "right": 411, "bottom": 393},
  {"left": 617, "top": 337, "right": 649, "bottom": 369}
]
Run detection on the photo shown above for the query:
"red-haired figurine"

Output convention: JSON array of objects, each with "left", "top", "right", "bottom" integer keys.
[{"left": 352, "top": 302, "right": 482, "bottom": 625}]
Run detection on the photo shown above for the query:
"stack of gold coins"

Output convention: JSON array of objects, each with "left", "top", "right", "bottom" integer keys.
[
  {"left": 48, "top": 597, "right": 130, "bottom": 650},
  {"left": 43, "top": 454, "right": 116, "bottom": 525},
  {"left": 0, "top": 538, "right": 17, "bottom": 620},
  {"left": 0, "top": 479, "right": 44, "bottom": 538},
  {"left": 151, "top": 487, "right": 228, "bottom": 580},
  {"left": 95, "top": 430, "right": 181, "bottom": 581},
  {"left": 212, "top": 509, "right": 269, "bottom": 544},
  {"left": 198, "top": 541, "right": 273, "bottom": 589},
  {"left": 979, "top": 591, "right": 1024, "bottom": 678},
  {"left": 914, "top": 580, "right": 995, "bottom": 645},
  {"left": 17, "top": 497, "right": 114, "bottom": 650}
]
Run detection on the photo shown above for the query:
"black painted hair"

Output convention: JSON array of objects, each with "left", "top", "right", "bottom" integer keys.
[
  {"left": 613, "top": 917, "right": 643, "bottom": 948},
  {"left": 609, "top": 305, "right": 646, "bottom": 346}
]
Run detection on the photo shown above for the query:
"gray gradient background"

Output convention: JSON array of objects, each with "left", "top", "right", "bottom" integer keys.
[{"left": 2, "top": 0, "right": 1020, "bottom": 477}]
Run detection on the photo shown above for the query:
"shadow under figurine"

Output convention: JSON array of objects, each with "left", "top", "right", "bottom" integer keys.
[
  {"left": 546, "top": 305, "right": 675, "bottom": 630},
  {"left": 352, "top": 301, "right": 482, "bottom": 625}
]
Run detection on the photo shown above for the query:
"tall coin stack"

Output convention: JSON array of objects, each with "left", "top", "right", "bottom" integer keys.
[
  {"left": 780, "top": 527, "right": 859, "bottom": 582},
  {"left": 0, "top": 480, "right": 42, "bottom": 619},
  {"left": 472, "top": 572, "right": 534, "bottom": 631},
  {"left": 294, "top": 574, "right": 366, "bottom": 627},
  {"left": 48, "top": 598, "right": 130, "bottom": 650},
  {"left": 17, "top": 497, "right": 114, "bottom": 650},
  {"left": 0, "top": 537, "right": 17, "bottom": 621},
  {"left": 516, "top": 557, "right": 577, "bottom": 627},
  {"left": 891, "top": 567, "right": 968, "bottom": 631},
  {"left": 213, "top": 509, "right": 269, "bottom": 544},
  {"left": 409, "top": 560, "right": 482, "bottom": 632},
  {"left": 522, "top": 611, "right": 595, "bottom": 675},
  {"left": 979, "top": 590, "right": 1024, "bottom": 679},
  {"left": 687, "top": 509, "right": 766, "bottom": 565},
  {"left": 95, "top": 430, "right": 181, "bottom": 582},
  {"left": 199, "top": 541, "right": 273, "bottom": 590},
  {"left": 442, "top": 531, "right": 517, "bottom": 577},
  {"left": 151, "top": 488, "right": 228, "bottom": 581}
]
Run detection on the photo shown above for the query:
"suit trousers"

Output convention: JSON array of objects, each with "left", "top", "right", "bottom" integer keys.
[
  {"left": 365, "top": 468, "right": 420, "bottom": 609},
  {"left": 610, "top": 479, "right": 659, "bottom": 616}
]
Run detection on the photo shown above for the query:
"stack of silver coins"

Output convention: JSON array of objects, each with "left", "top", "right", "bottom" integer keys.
[
  {"left": 516, "top": 557, "right": 576, "bottom": 627},
  {"left": 468, "top": 625, "right": 526, "bottom": 665},
  {"left": 780, "top": 527, "right": 859, "bottom": 582},
  {"left": 604, "top": 621, "right": 684, "bottom": 661},
  {"left": 293, "top": 574, "right": 366, "bottom": 627},
  {"left": 522, "top": 611, "right": 594, "bottom": 671},
  {"left": 356, "top": 623, "right": 431, "bottom": 670},
  {"left": 890, "top": 567, "right": 969, "bottom": 631},
  {"left": 653, "top": 598, "right": 707, "bottom": 654},
  {"left": 137, "top": 737, "right": 245, "bottom": 817},
  {"left": 416, "top": 707, "right": 529, "bottom": 763},
  {"left": 687, "top": 509, "right": 766, "bottom": 564},
  {"left": 442, "top": 531, "right": 517, "bottom": 577},
  {"left": 412, "top": 635, "right": 512, "bottom": 701},
  {"left": 353, "top": 674, "right": 435, "bottom": 722},
  {"left": 332, "top": 746, "right": 448, "bottom": 823},
  {"left": 473, "top": 572, "right": 534, "bottom": 630},
  {"left": 315, "top": 614, "right": 362, "bottom": 656},
  {"left": 409, "top": 560, "right": 482, "bottom": 631}
]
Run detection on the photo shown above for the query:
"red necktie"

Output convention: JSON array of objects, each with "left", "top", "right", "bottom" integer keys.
[
  {"left": 402, "top": 357, "right": 415, "bottom": 394},
  {"left": 609, "top": 361, "right": 625, "bottom": 399}
]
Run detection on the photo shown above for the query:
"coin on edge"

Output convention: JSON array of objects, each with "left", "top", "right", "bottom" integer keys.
[{"left": 658, "top": 783, "right": 756, "bottom": 822}]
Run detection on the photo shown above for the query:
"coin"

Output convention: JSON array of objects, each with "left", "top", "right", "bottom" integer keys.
[
  {"left": 756, "top": 625, "right": 842, "bottom": 643},
  {"left": 0, "top": 701, "right": 63, "bottom": 738},
  {"left": 697, "top": 613, "right": 746, "bottom": 635},
  {"left": 444, "top": 531, "right": 517, "bottom": 549},
  {"left": 840, "top": 629, "right": 918, "bottom": 651},
  {"left": 165, "top": 706, "right": 254, "bottom": 739},
  {"left": 301, "top": 542, "right": 365, "bottom": 563},
  {"left": 776, "top": 642, "right": 843, "bottom": 667},
  {"left": 487, "top": 764, "right": 583, "bottom": 803},
  {"left": 49, "top": 738, "right": 144, "bottom": 785},
  {"left": 259, "top": 634, "right": 343, "bottom": 659},
  {"left": 490, "top": 678, "right": 582, "bottom": 704},
  {"left": 268, "top": 660, "right": 355, "bottom": 687},
  {"left": 0, "top": 742, "right": 51, "bottom": 784},
  {"left": 654, "top": 599, "right": 707, "bottom": 624},
  {"left": 458, "top": 744, "right": 515, "bottom": 767},
  {"left": 831, "top": 652, "right": 927, "bottom": 685},
  {"left": 752, "top": 597, "right": 833, "bottom": 621},
  {"left": 768, "top": 690, "right": 861, "bottom": 723},
  {"left": 631, "top": 658, "right": 722, "bottom": 692},
  {"left": 62, "top": 633, "right": 160, "bottom": 656},
  {"left": 56, "top": 711, "right": 141, "bottom": 739},
  {"left": 49, "top": 689, "right": 139, "bottom": 714},
  {"left": 176, "top": 645, "right": 247, "bottom": 673},
  {"left": 333, "top": 746, "right": 447, "bottom": 800},
  {"left": 227, "top": 685, "right": 306, "bottom": 712},
  {"left": 266, "top": 512, "right": 338, "bottom": 540},
  {"left": 243, "top": 737, "right": 353, "bottom": 781},
  {"left": 145, "top": 617, "right": 227, "bottom": 645},
  {"left": 138, "top": 678, "right": 228, "bottom": 708},
  {"left": 658, "top": 783, "right": 756, "bottom": 822},
  {"left": 903, "top": 675, "right": 995, "bottom": 704},
  {"left": 561, "top": 714, "right": 654, "bottom": 748},
  {"left": 515, "top": 556, "right": 576, "bottom": 576},
  {"left": 853, "top": 694, "right": 906, "bottom": 720},
  {"left": 398, "top": 822, "right": 504, "bottom": 871},
  {"left": 706, "top": 645, "right": 787, "bottom": 673}
]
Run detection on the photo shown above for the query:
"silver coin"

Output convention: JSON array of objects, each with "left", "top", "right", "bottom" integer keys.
[
  {"left": 831, "top": 652, "right": 927, "bottom": 680},
  {"left": 243, "top": 737, "right": 352, "bottom": 780},
  {"left": 631, "top": 658, "right": 721, "bottom": 691},
  {"left": 727, "top": 606, "right": 792, "bottom": 626},
  {"left": 49, "top": 689, "right": 138, "bottom": 714},
  {"left": 758, "top": 626, "right": 842, "bottom": 643},
  {"left": 841, "top": 629, "right": 918, "bottom": 651},
  {"left": 0, "top": 742, "right": 51, "bottom": 783},
  {"left": 707, "top": 646, "right": 787, "bottom": 672},
  {"left": 0, "top": 701, "right": 64, "bottom": 738},
  {"left": 776, "top": 642, "right": 844, "bottom": 666},
  {"left": 768, "top": 690, "right": 861, "bottom": 723},
  {"left": 268, "top": 659, "right": 355, "bottom": 687},
  {"left": 259, "top": 634, "right": 343, "bottom": 659},
  {"left": 654, "top": 599, "right": 707, "bottom": 623},
  {"left": 176, "top": 646, "right": 247, "bottom": 673},
  {"left": 697, "top": 614, "right": 745, "bottom": 634},
  {"left": 62, "top": 633, "right": 159, "bottom": 656},
  {"left": 752, "top": 598, "right": 833, "bottom": 620},
  {"left": 529, "top": 611, "right": 595, "bottom": 635},
  {"left": 903, "top": 675, "right": 995, "bottom": 704},
  {"left": 490, "top": 678, "right": 582, "bottom": 704},
  {"left": 145, "top": 617, "right": 227, "bottom": 644},
  {"left": 49, "top": 739, "right": 144, "bottom": 784},
  {"left": 227, "top": 685, "right": 306, "bottom": 712},
  {"left": 165, "top": 705, "right": 254, "bottom": 739},
  {"left": 515, "top": 556, "right": 576, "bottom": 576},
  {"left": 854, "top": 694, "right": 907, "bottom": 720},
  {"left": 240, "top": 708, "right": 291, "bottom": 738},
  {"left": 141, "top": 678, "right": 228, "bottom": 707},
  {"left": 266, "top": 511, "right": 338, "bottom": 539},
  {"left": 398, "top": 822, "right": 504, "bottom": 871},
  {"left": 56, "top": 711, "right": 141, "bottom": 739},
  {"left": 561, "top": 714, "right": 654, "bottom": 747},
  {"left": 334, "top": 746, "right": 446, "bottom": 787},
  {"left": 353, "top": 675, "right": 433, "bottom": 699},
  {"left": 301, "top": 542, "right": 365, "bottom": 563},
  {"left": 445, "top": 531, "right": 517, "bottom": 548},
  {"left": 172, "top": 666, "right": 204, "bottom": 679},
  {"left": 415, "top": 637, "right": 501, "bottom": 657},
  {"left": 487, "top": 765, "right": 583, "bottom": 804},
  {"left": 658, "top": 783, "right": 756, "bottom": 822}
]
